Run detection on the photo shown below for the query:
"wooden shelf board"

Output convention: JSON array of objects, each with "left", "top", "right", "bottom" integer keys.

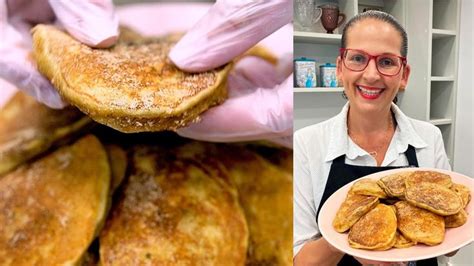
[
  {"left": 294, "top": 31, "right": 342, "bottom": 44},
  {"left": 432, "top": 29, "right": 457, "bottom": 39},
  {"left": 294, "top": 87, "right": 344, "bottom": 93},
  {"left": 430, "top": 118, "right": 452, "bottom": 125},
  {"left": 431, "top": 76, "right": 455, "bottom": 81}
]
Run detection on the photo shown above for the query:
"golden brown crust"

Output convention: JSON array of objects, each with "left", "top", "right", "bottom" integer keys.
[
  {"left": 377, "top": 172, "right": 411, "bottom": 198},
  {"left": 99, "top": 145, "right": 248, "bottom": 265},
  {"left": 0, "top": 92, "right": 92, "bottom": 176},
  {"left": 405, "top": 182, "right": 463, "bottom": 216},
  {"left": 451, "top": 183, "right": 471, "bottom": 208},
  {"left": 104, "top": 144, "right": 128, "bottom": 194},
  {"left": 395, "top": 201, "right": 445, "bottom": 246},
  {"left": 405, "top": 170, "right": 452, "bottom": 188},
  {"left": 332, "top": 194, "right": 379, "bottom": 233},
  {"left": 0, "top": 135, "right": 110, "bottom": 265},
  {"left": 444, "top": 209, "right": 468, "bottom": 228},
  {"left": 393, "top": 231, "right": 416, "bottom": 248},
  {"left": 216, "top": 146, "right": 292, "bottom": 265},
  {"left": 348, "top": 204, "right": 397, "bottom": 250},
  {"left": 349, "top": 178, "right": 387, "bottom": 198},
  {"left": 32, "top": 24, "right": 232, "bottom": 133},
  {"left": 171, "top": 142, "right": 293, "bottom": 265}
]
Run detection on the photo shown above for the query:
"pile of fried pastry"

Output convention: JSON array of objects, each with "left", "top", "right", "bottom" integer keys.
[
  {"left": 332, "top": 170, "right": 471, "bottom": 251},
  {"left": 0, "top": 92, "right": 292, "bottom": 266}
]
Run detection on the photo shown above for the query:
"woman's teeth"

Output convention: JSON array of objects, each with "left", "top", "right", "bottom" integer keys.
[{"left": 357, "top": 86, "right": 383, "bottom": 96}]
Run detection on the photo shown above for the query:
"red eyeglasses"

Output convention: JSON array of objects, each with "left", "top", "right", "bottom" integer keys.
[{"left": 339, "top": 48, "right": 407, "bottom": 76}]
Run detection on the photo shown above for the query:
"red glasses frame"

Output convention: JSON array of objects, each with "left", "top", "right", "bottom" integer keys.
[{"left": 339, "top": 48, "right": 407, "bottom": 76}]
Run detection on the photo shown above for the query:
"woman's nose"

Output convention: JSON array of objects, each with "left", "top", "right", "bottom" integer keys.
[{"left": 362, "top": 59, "right": 382, "bottom": 82}]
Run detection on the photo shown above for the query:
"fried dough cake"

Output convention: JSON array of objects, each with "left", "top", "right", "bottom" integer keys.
[
  {"left": 445, "top": 209, "right": 468, "bottom": 228},
  {"left": 173, "top": 142, "right": 293, "bottom": 265},
  {"left": 377, "top": 172, "right": 411, "bottom": 198},
  {"left": 394, "top": 201, "right": 445, "bottom": 246},
  {"left": 349, "top": 178, "right": 387, "bottom": 198},
  {"left": 0, "top": 91, "right": 91, "bottom": 176},
  {"left": 333, "top": 193, "right": 379, "bottom": 233},
  {"left": 215, "top": 146, "right": 292, "bottom": 266},
  {"left": 405, "top": 170, "right": 452, "bottom": 188},
  {"left": 394, "top": 231, "right": 416, "bottom": 248},
  {"left": 0, "top": 135, "right": 110, "bottom": 265},
  {"left": 32, "top": 24, "right": 233, "bottom": 133},
  {"left": 451, "top": 183, "right": 471, "bottom": 208},
  {"left": 104, "top": 144, "right": 128, "bottom": 194},
  {"left": 405, "top": 182, "right": 463, "bottom": 216},
  {"left": 348, "top": 204, "right": 397, "bottom": 250},
  {"left": 99, "top": 145, "right": 248, "bottom": 266}
]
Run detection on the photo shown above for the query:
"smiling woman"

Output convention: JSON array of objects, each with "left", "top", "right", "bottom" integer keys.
[{"left": 293, "top": 10, "right": 452, "bottom": 266}]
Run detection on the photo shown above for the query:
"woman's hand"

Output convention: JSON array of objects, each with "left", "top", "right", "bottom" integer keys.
[{"left": 0, "top": 0, "right": 118, "bottom": 108}]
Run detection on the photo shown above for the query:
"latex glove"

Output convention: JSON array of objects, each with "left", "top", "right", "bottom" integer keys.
[
  {"left": 0, "top": 0, "right": 119, "bottom": 108},
  {"left": 0, "top": 78, "right": 17, "bottom": 107},
  {"left": 177, "top": 54, "right": 293, "bottom": 148},
  {"left": 168, "top": 0, "right": 293, "bottom": 147}
]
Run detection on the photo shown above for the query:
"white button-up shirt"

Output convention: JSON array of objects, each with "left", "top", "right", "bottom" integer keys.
[{"left": 293, "top": 102, "right": 451, "bottom": 257}]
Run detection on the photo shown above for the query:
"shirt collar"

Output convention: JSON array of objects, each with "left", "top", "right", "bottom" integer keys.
[{"left": 324, "top": 102, "right": 428, "bottom": 162}]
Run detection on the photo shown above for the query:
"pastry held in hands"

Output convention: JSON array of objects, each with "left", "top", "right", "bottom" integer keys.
[{"left": 32, "top": 24, "right": 232, "bottom": 133}]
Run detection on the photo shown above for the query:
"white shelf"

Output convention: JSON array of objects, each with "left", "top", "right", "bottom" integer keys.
[
  {"left": 293, "top": 31, "right": 342, "bottom": 45},
  {"left": 432, "top": 29, "right": 457, "bottom": 39},
  {"left": 431, "top": 76, "right": 455, "bottom": 81},
  {"left": 430, "top": 118, "right": 452, "bottom": 125},
  {"left": 294, "top": 87, "right": 344, "bottom": 93}
]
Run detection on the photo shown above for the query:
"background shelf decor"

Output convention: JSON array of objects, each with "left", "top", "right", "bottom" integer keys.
[{"left": 294, "top": 0, "right": 461, "bottom": 164}]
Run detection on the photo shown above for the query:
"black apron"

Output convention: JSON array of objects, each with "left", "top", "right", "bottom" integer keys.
[{"left": 316, "top": 145, "right": 438, "bottom": 266}]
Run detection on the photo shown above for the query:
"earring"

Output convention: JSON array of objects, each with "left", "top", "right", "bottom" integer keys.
[{"left": 342, "top": 91, "right": 348, "bottom": 100}]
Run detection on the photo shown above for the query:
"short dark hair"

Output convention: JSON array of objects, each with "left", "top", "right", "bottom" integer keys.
[{"left": 341, "top": 10, "right": 408, "bottom": 57}]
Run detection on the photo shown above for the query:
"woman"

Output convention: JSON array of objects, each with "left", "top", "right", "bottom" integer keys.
[{"left": 293, "top": 11, "right": 451, "bottom": 265}]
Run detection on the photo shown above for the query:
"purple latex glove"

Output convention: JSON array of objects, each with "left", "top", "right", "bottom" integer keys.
[
  {"left": 0, "top": 0, "right": 118, "bottom": 108},
  {"left": 168, "top": 0, "right": 293, "bottom": 147}
]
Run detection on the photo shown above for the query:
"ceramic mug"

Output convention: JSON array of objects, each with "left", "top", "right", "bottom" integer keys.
[{"left": 319, "top": 4, "right": 346, "bottom": 34}]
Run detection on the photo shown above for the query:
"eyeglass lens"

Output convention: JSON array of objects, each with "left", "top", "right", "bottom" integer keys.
[{"left": 344, "top": 50, "right": 402, "bottom": 75}]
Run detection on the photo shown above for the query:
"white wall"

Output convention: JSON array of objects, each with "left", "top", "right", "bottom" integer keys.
[{"left": 453, "top": 0, "right": 474, "bottom": 177}]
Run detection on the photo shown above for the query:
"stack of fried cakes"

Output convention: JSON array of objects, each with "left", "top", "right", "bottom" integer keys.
[
  {"left": 333, "top": 170, "right": 471, "bottom": 250},
  {"left": 0, "top": 92, "right": 292, "bottom": 266}
]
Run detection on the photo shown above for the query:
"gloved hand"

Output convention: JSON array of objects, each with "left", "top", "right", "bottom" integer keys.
[
  {"left": 168, "top": 0, "right": 293, "bottom": 148},
  {"left": 0, "top": 0, "right": 119, "bottom": 108}
]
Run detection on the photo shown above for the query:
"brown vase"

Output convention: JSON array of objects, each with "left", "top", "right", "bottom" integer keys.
[{"left": 320, "top": 4, "right": 346, "bottom": 34}]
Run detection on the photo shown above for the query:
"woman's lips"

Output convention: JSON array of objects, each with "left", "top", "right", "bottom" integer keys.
[{"left": 356, "top": 85, "right": 384, "bottom": 100}]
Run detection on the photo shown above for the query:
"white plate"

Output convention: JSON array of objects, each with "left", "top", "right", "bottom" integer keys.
[{"left": 318, "top": 167, "right": 474, "bottom": 262}]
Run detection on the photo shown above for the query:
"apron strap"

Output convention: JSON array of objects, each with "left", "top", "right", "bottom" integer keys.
[{"left": 405, "top": 145, "right": 419, "bottom": 167}]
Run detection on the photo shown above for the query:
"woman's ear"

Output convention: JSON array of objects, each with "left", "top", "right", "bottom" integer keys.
[{"left": 399, "top": 64, "right": 411, "bottom": 91}]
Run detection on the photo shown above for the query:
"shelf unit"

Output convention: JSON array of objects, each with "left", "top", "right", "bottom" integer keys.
[
  {"left": 294, "top": 0, "right": 461, "bottom": 164},
  {"left": 401, "top": 0, "right": 461, "bottom": 163}
]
